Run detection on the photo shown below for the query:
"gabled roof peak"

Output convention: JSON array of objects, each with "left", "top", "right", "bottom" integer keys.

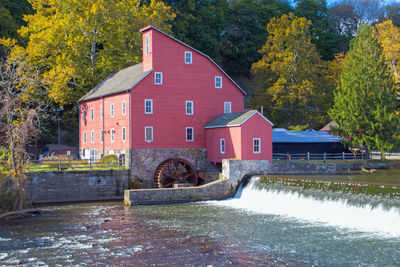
[{"left": 139, "top": 25, "right": 247, "bottom": 96}]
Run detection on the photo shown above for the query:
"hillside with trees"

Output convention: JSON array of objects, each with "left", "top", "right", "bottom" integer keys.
[{"left": 0, "top": 0, "right": 399, "bottom": 147}]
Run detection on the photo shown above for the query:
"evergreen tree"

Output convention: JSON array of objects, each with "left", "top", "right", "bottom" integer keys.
[{"left": 329, "top": 24, "right": 400, "bottom": 157}]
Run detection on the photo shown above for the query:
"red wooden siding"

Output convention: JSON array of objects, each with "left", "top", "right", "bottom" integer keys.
[
  {"left": 240, "top": 113, "right": 273, "bottom": 161},
  {"left": 131, "top": 28, "right": 244, "bottom": 148},
  {"left": 80, "top": 92, "right": 130, "bottom": 152},
  {"left": 205, "top": 113, "right": 273, "bottom": 163}
]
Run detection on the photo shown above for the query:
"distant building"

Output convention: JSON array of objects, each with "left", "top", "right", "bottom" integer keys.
[
  {"left": 272, "top": 128, "right": 348, "bottom": 156},
  {"left": 320, "top": 121, "right": 338, "bottom": 132}
]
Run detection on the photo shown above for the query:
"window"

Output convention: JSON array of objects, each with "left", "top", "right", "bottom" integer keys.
[
  {"left": 122, "top": 101, "right": 126, "bottom": 115},
  {"left": 145, "top": 99, "right": 153, "bottom": 114},
  {"left": 224, "top": 102, "right": 231, "bottom": 114},
  {"left": 101, "top": 130, "right": 104, "bottom": 143},
  {"left": 90, "top": 108, "right": 94, "bottom": 120},
  {"left": 186, "top": 101, "right": 193, "bottom": 115},
  {"left": 145, "top": 126, "right": 153, "bottom": 142},
  {"left": 185, "top": 51, "right": 192, "bottom": 64},
  {"left": 83, "top": 131, "right": 87, "bottom": 144},
  {"left": 110, "top": 103, "right": 114, "bottom": 117},
  {"left": 111, "top": 128, "right": 115, "bottom": 142},
  {"left": 145, "top": 35, "right": 150, "bottom": 55},
  {"left": 91, "top": 130, "right": 94, "bottom": 143},
  {"left": 155, "top": 72, "right": 163, "bottom": 85},
  {"left": 100, "top": 105, "right": 103, "bottom": 119},
  {"left": 186, "top": 127, "right": 193, "bottom": 142},
  {"left": 220, "top": 139, "right": 225, "bottom": 154},
  {"left": 122, "top": 127, "right": 126, "bottom": 142},
  {"left": 253, "top": 138, "right": 261, "bottom": 153},
  {"left": 83, "top": 110, "right": 87, "bottom": 122},
  {"left": 215, "top": 76, "right": 222, "bottom": 88}
]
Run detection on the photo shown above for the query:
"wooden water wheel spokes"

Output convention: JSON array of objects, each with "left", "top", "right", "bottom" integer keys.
[{"left": 153, "top": 158, "right": 198, "bottom": 188}]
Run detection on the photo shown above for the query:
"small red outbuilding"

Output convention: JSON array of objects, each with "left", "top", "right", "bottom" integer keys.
[{"left": 205, "top": 110, "right": 273, "bottom": 163}]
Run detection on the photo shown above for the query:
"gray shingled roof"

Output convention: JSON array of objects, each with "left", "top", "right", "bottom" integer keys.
[
  {"left": 79, "top": 63, "right": 151, "bottom": 102},
  {"left": 205, "top": 110, "right": 273, "bottom": 128}
]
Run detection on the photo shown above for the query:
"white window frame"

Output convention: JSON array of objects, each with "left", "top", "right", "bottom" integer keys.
[
  {"left": 186, "top": 101, "right": 193, "bottom": 115},
  {"left": 145, "top": 126, "right": 153, "bottom": 143},
  {"left": 215, "top": 76, "right": 222, "bottom": 88},
  {"left": 83, "top": 110, "right": 87, "bottom": 122},
  {"left": 122, "top": 127, "right": 126, "bottom": 142},
  {"left": 110, "top": 103, "right": 114, "bottom": 117},
  {"left": 100, "top": 105, "right": 103, "bottom": 119},
  {"left": 145, "top": 35, "right": 150, "bottom": 55},
  {"left": 90, "top": 108, "right": 94, "bottom": 120},
  {"left": 186, "top": 127, "right": 194, "bottom": 142},
  {"left": 83, "top": 131, "right": 87, "bottom": 144},
  {"left": 91, "top": 130, "right": 94, "bottom": 143},
  {"left": 185, "top": 51, "right": 192, "bottom": 64},
  {"left": 122, "top": 101, "right": 126, "bottom": 115},
  {"left": 145, "top": 99, "right": 153, "bottom": 114},
  {"left": 100, "top": 130, "right": 104, "bottom": 144},
  {"left": 253, "top": 138, "right": 261, "bottom": 154},
  {"left": 224, "top": 102, "right": 231, "bottom": 114},
  {"left": 155, "top": 72, "right": 163, "bottom": 85},
  {"left": 111, "top": 128, "right": 115, "bottom": 143},
  {"left": 220, "top": 138, "right": 225, "bottom": 154}
]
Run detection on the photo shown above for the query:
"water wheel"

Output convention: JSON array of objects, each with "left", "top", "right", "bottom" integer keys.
[{"left": 153, "top": 158, "right": 198, "bottom": 188}]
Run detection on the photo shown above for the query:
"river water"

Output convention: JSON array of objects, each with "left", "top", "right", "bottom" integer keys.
[{"left": 1, "top": 176, "right": 400, "bottom": 266}]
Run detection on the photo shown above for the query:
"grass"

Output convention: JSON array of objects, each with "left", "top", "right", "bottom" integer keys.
[
  {"left": 25, "top": 155, "right": 126, "bottom": 172},
  {"left": 258, "top": 177, "right": 400, "bottom": 199}
]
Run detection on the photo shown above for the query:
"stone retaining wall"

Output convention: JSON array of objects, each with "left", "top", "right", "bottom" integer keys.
[
  {"left": 124, "top": 179, "right": 233, "bottom": 205},
  {"left": 25, "top": 170, "right": 130, "bottom": 204}
]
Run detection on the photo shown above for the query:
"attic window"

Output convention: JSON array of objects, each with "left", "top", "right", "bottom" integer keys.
[
  {"left": 185, "top": 51, "right": 192, "bottom": 64},
  {"left": 215, "top": 76, "right": 222, "bottom": 88},
  {"left": 145, "top": 35, "right": 150, "bottom": 55}
]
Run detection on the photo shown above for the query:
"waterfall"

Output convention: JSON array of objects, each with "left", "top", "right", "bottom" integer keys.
[{"left": 216, "top": 177, "right": 400, "bottom": 237}]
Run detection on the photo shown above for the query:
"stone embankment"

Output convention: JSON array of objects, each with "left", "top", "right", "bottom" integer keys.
[
  {"left": 125, "top": 160, "right": 393, "bottom": 206},
  {"left": 25, "top": 170, "right": 130, "bottom": 204}
]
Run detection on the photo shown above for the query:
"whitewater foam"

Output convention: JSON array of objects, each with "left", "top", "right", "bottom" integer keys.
[{"left": 213, "top": 178, "right": 400, "bottom": 237}]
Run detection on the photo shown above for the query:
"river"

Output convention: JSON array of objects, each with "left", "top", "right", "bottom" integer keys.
[{"left": 1, "top": 175, "right": 399, "bottom": 266}]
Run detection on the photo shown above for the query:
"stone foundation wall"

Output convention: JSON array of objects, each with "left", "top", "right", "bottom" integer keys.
[
  {"left": 124, "top": 179, "right": 234, "bottom": 205},
  {"left": 25, "top": 170, "right": 130, "bottom": 204},
  {"left": 131, "top": 148, "right": 207, "bottom": 188}
]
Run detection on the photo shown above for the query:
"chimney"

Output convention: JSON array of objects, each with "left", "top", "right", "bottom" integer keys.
[{"left": 140, "top": 26, "right": 153, "bottom": 71}]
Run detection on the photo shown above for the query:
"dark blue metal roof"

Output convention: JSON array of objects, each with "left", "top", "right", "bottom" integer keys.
[{"left": 272, "top": 128, "right": 343, "bottom": 143}]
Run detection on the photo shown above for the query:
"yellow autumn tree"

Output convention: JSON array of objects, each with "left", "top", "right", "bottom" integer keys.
[
  {"left": 374, "top": 20, "right": 400, "bottom": 84},
  {"left": 6, "top": 0, "right": 175, "bottom": 106},
  {"left": 251, "top": 13, "right": 332, "bottom": 128}
]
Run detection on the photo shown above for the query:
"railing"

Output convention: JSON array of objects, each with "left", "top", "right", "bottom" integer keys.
[
  {"left": 24, "top": 158, "right": 125, "bottom": 172},
  {"left": 272, "top": 151, "right": 400, "bottom": 162}
]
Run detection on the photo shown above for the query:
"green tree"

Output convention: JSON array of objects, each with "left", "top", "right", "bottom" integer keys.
[
  {"left": 294, "top": 0, "right": 340, "bottom": 60},
  {"left": 164, "top": 0, "right": 228, "bottom": 64},
  {"left": 251, "top": 13, "right": 331, "bottom": 128},
  {"left": 220, "top": 0, "right": 291, "bottom": 80},
  {"left": 329, "top": 24, "right": 400, "bottom": 157}
]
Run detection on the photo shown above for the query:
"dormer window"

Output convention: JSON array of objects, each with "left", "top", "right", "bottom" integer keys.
[
  {"left": 215, "top": 76, "right": 222, "bottom": 88},
  {"left": 185, "top": 51, "right": 192, "bottom": 64},
  {"left": 155, "top": 72, "right": 163, "bottom": 85},
  {"left": 145, "top": 35, "right": 150, "bottom": 55}
]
